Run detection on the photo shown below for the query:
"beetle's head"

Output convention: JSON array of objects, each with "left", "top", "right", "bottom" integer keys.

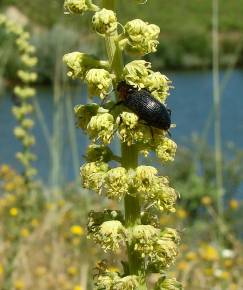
[{"left": 117, "top": 81, "right": 135, "bottom": 100}]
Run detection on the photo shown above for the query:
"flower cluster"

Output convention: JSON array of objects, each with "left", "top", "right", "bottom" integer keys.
[
  {"left": 121, "top": 19, "right": 160, "bottom": 55},
  {"left": 64, "top": 0, "right": 99, "bottom": 14},
  {"left": 0, "top": 14, "right": 38, "bottom": 182},
  {"left": 63, "top": 1, "right": 182, "bottom": 289},
  {"left": 82, "top": 163, "right": 178, "bottom": 212}
]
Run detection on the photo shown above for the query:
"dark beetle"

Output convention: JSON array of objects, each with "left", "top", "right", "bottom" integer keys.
[{"left": 117, "top": 81, "right": 171, "bottom": 131}]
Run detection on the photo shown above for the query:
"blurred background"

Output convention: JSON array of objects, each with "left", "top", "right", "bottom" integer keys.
[{"left": 0, "top": 1, "right": 243, "bottom": 290}]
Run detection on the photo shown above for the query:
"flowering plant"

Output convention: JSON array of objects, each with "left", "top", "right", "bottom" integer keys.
[
  {"left": 0, "top": 14, "right": 38, "bottom": 185},
  {"left": 63, "top": 1, "right": 182, "bottom": 289}
]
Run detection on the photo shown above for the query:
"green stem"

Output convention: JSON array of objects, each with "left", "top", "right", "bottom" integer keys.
[
  {"left": 212, "top": 0, "right": 224, "bottom": 226},
  {"left": 102, "top": 0, "right": 146, "bottom": 283}
]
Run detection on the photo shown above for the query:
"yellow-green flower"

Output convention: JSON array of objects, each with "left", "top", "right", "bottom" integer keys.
[
  {"left": 92, "top": 8, "right": 117, "bottom": 36},
  {"left": 64, "top": 0, "right": 88, "bottom": 14},
  {"left": 81, "top": 161, "right": 109, "bottom": 192},
  {"left": 155, "top": 137, "right": 177, "bottom": 162},
  {"left": 123, "top": 19, "right": 160, "bottom": 55},
  {"left": 85, "top": 68, "right": 112, "bottom": 99},
  {"left": 103, "top": 167, "right": 129, "bottom": 200},
  {"left": 87, "top": 112, "right": 115, "bottom": 144}
]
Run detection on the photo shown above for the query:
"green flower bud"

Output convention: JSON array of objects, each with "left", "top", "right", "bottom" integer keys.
[
  {"left": 85, "top": 144, "right": 113, "bottom": 162},
  {"left": 123, "top": 60, "right": 151, "bottom": 88},
  {"left": 95, "top": 271, "right": 120, "bottom": 290},
  {"left": 22, "top": 135, "right": 36, "bottom": 147},
  {"left": 81, "top": 161, "right": 109, "bottom": 192},
  {"left": 20, "top": 54, "right": 38, "bottom": 67},
  {"left": 87, "top": 210, "right": 124, "bottom": 237},
  {"left": 74, "top": 103, "right": 99, "bottom": 130},
  {"left": 87, "top": 113, "right": 115, "bottom": 144},
  {"left": 85, "top": 68, "right": 112, "bottom": 99},
  {"left": 92, "top": 9, "right": 118, "bottom": 36},
  {"left": 12, "top": 104, "right": 33, "bottom": 119},
  {"left": 161, "top": 228, "right": 180, "bottom": 245},
  {"left": 14, "top": 127, "right": 26, "bottom": 139},
  {"left": 155, "top": 137, "right": 177, "bottom": 162},
  {"left": 117, "top": 112, "right": 151, "bottom": 146},
  {"left": 17, "top": 70, "right": 37, "bottom": 83},
  {"left": 154, "top": 276, "right": 183, "bottom": 290},
  {"left": 14, "top": 86, "right": 36, "bottom": 99},
  {"left": 124, "top": 19, "right": 160, "bottom": 55},
  {"left": 63, "top": 52, "right": 108, "bottom": 80},
  {"left": 16, "top": 152, "right": 36, "bottom": 167},
  {"left": 132, "top": 165, "right": 158, "bottom": 194},
  {"left": 113, "top": 275, "right": 140, "bottom": 290},
  {"left": 16, "top": 37, "right": 35, "bottom": 54},
  {"left": 64, "top": 0, "right": 99, "bottom": 14},
  {"left": 150, "top": 185, "right": 178, "bottom": 213},
  {"left": 103, "top": 167, "right": 129, "bottom": 200},
  {"left": 5, "top": 20, "right": 23, "bottom": 35},
  {"left": 21, "top": 118, "right": 34, "bottom": 129},
  {"left": 143, "top": 72, "right": 171, "bottom": 102},
  {"left": 131, "top": 225, "right": 159, "bottom": 257},
  {"left": 64, "top": 0, "right": 88, "bottom": 14},
  {"left": 94, "top": 220, "right": 126, "bottom": 252},
  {"left": 25, "top": 167, "right": 37, "bottom": 178},
  {"left": 151, "top": 239, "right": 178, "bottom": 268}
]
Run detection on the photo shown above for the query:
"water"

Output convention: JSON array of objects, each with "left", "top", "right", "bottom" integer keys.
[{"left": 0, "top": 69, "right": 243, "bottom": 184}]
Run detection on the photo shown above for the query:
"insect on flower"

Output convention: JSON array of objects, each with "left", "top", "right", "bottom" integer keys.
[{"left": 117, "top": 81, "right": 171, "bottom": 131}]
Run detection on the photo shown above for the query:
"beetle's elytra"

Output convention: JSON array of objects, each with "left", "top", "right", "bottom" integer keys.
[{"left": 117, "top": 81, "right": 171, "bottom": 131}]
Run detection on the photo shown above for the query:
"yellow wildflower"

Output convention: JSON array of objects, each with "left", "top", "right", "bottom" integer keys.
[
  {"left": 177, "top": 261, "right": 188, "bottom": 270},
  {"left": 20, "top": 228, "right": 30, "bottom": 238},
  {"left": 204, "top": 267, "right": 213, "bottom": 276},
  {"left": 15, "top": 280, "right": 25, "bottom": 289},
  {"left": 70, "top": 225, "right": 85, "bottom": 236},
  {"left": 229, "top": 284, "right": 239, "bottom": 290},
  {"left": 9, "top": 207, "right": 19, "bottom": 216},
  {"left": 200, "top": 244, "right": 219, "bottom": 262},
  {"left": 0, "top": 263, "right": 4, "bottom": 275},
  {"left": 35, "top": 266, "right": 47, "bottom": 276},
  {"left": 73, "top": 285, "right": 82, "bottom": 290},
  {"left": 229, "top": 199, "right": 239, "bottom": 210},
  {"left": 108, "top": 266, "right": 119, "bottom": 273},
  {"left": 3, "top": 182, "right": 16, "bottom": 192},
  {"left": 201, "top": 196, "right": 212, "bottom": 206},
  {"left": 176, "top": 208, "right": 187, "bottom": 219},
  {"left": 67, "top": 266, "right": 78, "bottom": 276},
  {"left": 31, "top": 218, "right": 39, "bottom": 227},
  {"left": 224, "top": 259, "right": 233, "bottom": 268},
  {"left": 0, "top": 164, "right": 10, "bottom": 175},
  {"left": 185, "top": 251, "right": 197, "bottom": 261}
]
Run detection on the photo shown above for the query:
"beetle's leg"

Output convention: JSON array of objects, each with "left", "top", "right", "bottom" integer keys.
[
  {"left": 101, "top": 94, "right": 110, "bottom": 106},
  {"left": 149, "top": 126, "right": 155, "bottom": 142},
  {"left": 138, "top": 120, "right": 155, "bottom": 142},
  {"left": 167, "top": 108, "right": 172, "bottom": 116},
  {"left": 109, "top": 100, "right": 124, "bottom": 112},
  {"left": 107, "top": 113, "right": 123, "bottom": 143}
]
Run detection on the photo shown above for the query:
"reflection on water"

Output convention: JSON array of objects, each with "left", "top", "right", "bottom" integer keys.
[{"left": 0, "top": 69, "right": 243, "bottom": 183}]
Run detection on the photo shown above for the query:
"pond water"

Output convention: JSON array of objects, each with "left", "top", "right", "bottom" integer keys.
[{"left": 0, "top": 69, "right": 243, "bottom": 185}]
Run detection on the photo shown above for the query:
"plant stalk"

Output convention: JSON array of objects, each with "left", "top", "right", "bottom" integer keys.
[
  {"left": 102, "top": 0, "right": 145, "bottom": 282},
  {"left": 212, "top": 0, "right": 224, "bottom": 221}
]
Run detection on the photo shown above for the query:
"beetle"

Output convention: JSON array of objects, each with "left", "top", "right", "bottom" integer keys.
[{"left": 116, "top": 81, "right": 171, "bottom": 131}]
